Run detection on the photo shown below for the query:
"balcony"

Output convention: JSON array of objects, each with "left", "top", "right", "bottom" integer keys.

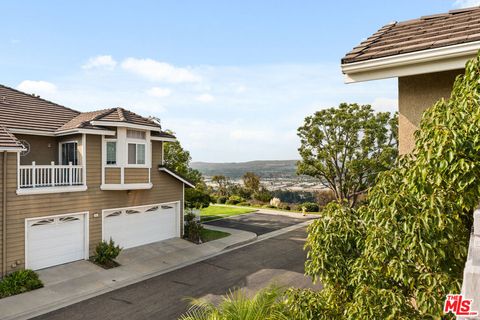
[{"left": 17, "top": 161, "right": 87, "bottom": 195}]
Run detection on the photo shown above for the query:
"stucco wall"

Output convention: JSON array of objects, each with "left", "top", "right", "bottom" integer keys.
[{"left": 398, "top": 69, "right": 464, "bottom": 154}]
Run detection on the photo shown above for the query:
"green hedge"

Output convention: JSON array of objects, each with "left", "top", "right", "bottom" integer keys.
[{"left": 0, "top": 269, "right": 43, "bottom": 298}]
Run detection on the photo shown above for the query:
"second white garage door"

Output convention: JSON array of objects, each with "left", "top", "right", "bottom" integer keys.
[{"left": 103, "top": 203, "right": 180, "bottom": 249}]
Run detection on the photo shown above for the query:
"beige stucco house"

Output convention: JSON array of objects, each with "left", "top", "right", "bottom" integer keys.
[
  {"left": 0, "top": 84, "right": 194, "bottom": 276},
  {"left": 341, "top": 6, "right": 480, "bottom": 154}
]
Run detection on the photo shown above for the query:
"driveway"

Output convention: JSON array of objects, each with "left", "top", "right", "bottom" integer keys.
[
  {"left": 34, "top": 227, "right": 320, "bottom": 320},
  {"left": 204, "top": 210, "right": 317, "bottom": 235}
]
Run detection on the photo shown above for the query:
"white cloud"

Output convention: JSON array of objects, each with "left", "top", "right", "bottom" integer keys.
[
  {"left": 17, "top": 80, "right": 57, "bottom": 96},
  {"left": 121, "top": 58, "right": 200, "bottom": 83},
  {"left": 371, "top": 97, "right": 398, "bottom": 112},
  {"left": 195, "top": 93, "right": 214, "bottom": 103},
  {"left": 147, "top": 87, "right": 172, "bottom": 98},
  {"left": 82, "top": 55, "right": 117, "bottom": 70},
  {"left": 453, "top": 0, "right": 480, "bottom": 8}
]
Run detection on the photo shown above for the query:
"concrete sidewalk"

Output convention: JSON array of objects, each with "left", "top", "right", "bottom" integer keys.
[{"left": 0, "top": 226, "right": 256, "bottom": 320}]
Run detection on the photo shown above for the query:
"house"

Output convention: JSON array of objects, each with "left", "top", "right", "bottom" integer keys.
[
  {"left": 0, "top": 84, "right": 194, "bottom": 276},
  {"left": 341, "top": 6, "right": 480, "bottom": 154}
]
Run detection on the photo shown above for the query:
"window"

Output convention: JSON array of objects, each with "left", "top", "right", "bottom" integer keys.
[
  {"left": 61, "top": 142, "right": 78, "bottom": 165},
  {"left": 128, "top": 143, "right": 146, "bottom": 165},
  {"left": 106, "top": 141, "right": 117, "bottom": 165},
  {"left": 127, "top": 129, "right": 146, "bottom": 140}
]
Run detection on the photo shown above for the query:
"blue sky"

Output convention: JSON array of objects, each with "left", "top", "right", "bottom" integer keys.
[{"left": 0, "top": 0, "right": 475, "bottom": 162}]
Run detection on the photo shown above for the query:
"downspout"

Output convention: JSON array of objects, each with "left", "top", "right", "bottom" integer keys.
[{"left": 2, "top": 151, "right": 7, "bottom": 277}]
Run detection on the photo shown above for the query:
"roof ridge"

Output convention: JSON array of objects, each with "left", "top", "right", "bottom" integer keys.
[
  {"left": 120, "top": 108, "right": 162, "bottom": 128},
  {"left": 116, "top": 107, "right": 126, "bottom": 121},
  {"left": 0, "top": 84, "right": 80, "bottom": 115}
]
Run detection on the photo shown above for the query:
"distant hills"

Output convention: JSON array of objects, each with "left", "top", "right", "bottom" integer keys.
[{"left": 190, "top": 160, "right": 300, "bottom": 179}]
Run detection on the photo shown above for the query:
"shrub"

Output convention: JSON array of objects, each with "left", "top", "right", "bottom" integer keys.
[
  {"left": 270, "top": 197, "right": 281, "bottom": 207},
  {"left": 0, "top": 269, "right": 43, "bottom": 298},
  {"left": 217, "top": 196, "right": 227, "bottom": 204},
  {"left": 253, "top": 187, "right": 273, "bottom": 202},
  {"left": 226, "top": 195, "right": 243, "bottom": 205},
  {"left": 301, "top": 202, "right": 319, "bottom": 212},
  {"left": 281, "top": 288, "right": 329, "bottom": 320},
  {"left": 181, "top": 286, "right": 287, "bottom": 320},
  {"left": 263, "top": 204, "right": 276, "bottom": 209},
  {"left": 237, "top": 202, "right": 251, "bottom": 206},
  {"left": 92, "top": 239, "right": 122, "bottom": 267},
  {"left": 184, "top": 212, "right": 204, "bottom": 244},
  {"left": 185, "top": 188, "right": 211, "bottom": 209},
  {"left": 279, "top": 204, "right": 291, "bottom": 211}
]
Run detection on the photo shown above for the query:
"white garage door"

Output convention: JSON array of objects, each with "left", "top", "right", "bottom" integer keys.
[
  {"left": 26, "top": 213, "right": 87, "bottom": 270},
  {"left": 103, "top": 203, "right": 179, "bottom": 249}
]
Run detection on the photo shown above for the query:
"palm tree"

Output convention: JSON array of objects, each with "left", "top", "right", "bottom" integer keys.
[{"left": 179, "top": 287, "right": 289, "bottom": 320}]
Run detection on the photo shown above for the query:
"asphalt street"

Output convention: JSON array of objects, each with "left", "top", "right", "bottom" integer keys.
[{"left": 34, "top": 227, "right": 320, "bottom": 320}]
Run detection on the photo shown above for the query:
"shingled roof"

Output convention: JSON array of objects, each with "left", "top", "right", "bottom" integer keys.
[
  {"left": 342, "top": 6, "right": 480, "bottom": 64},
  {"left": 0, "top": 85, "right": 171, "bottom": 139},
  {"left": 0, "top": 125, "right": 24, "bottom": 150},
  {"left": 0, "top": 85, "right": 79, "bottom": 132}
]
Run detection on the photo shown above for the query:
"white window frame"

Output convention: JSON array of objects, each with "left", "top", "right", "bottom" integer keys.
[
  {"left": 105, "top": 139, "right": 118, "bottom": 167},
  {"left": 125, "top": 132, "right": 149, "bottom": 168},
  {"left": 127, "top": 142, "right": 146, "bottom": 167}
]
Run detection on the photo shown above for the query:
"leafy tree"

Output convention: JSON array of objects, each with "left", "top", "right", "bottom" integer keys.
[
  {"left": 162, "top": 132, "right": 209, "bottom": 208},
  {"left": 242, "top": 172, "right": 261, "bottom": 193},
  {"left": 303, "top": 52, "right": 480, "bottom": 318},
  {"left": 211, "top": 175, "right": 229, "bottom": 196},
  {"left": 163, "top": 133, "right": 202, "bottom": 185},
  {"left": 297, "top": 103, "right": 398, "bottom": 207}
]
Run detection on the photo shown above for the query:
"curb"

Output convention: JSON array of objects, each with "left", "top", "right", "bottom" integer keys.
[{"left": 2, "top": 220, "right": 311, "bottom": 320}]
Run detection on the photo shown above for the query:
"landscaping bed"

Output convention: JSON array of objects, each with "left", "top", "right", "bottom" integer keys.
[{"left": 0, "top": 269, "right": 43, "bottom": 299}]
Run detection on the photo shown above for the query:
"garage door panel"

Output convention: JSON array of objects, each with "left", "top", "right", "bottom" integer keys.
[
  {"left": 26, "top": 214, "right": 86, "bottom": 270},
  {"left": 103, "top": 203, "right": 179, "bottom": 249}
]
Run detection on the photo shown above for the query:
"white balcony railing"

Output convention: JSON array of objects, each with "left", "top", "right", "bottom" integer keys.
[{"left": 19, "top": 161, "right": 84, "bottom": 189}]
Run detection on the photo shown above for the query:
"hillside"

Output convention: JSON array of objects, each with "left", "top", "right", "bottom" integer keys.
[{"left": 190, "top": 160, "right": 299, "bottom": 179}]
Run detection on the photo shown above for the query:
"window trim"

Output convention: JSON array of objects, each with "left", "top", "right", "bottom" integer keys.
[{"left": 127, "top": 142, "right": 147, "bottom": 167}]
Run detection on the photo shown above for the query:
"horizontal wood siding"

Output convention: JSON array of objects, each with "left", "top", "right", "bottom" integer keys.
[
  {"left": 124, "top": 168, "right": 149, "bottom": 184},
  {"left": 105, "top": 168, "right": 121, "bottom": 184},
  {"left": 4, "top": 137, "right": 183, "bottom": 275}
]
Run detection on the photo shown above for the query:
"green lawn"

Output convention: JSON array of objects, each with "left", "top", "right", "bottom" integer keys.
[
  {"left": 201, "top": 229, "right": 230, "bottom": 242},
  {"left": 200, "top": 205, "right": 257, "bottom": 222}
]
